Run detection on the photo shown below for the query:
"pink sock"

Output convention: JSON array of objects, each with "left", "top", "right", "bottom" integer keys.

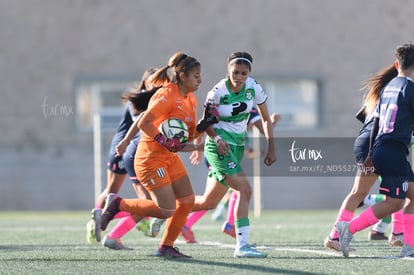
[
  {"left": 391, "top": 209, "right": 404, "bottom": 234},
  {"left": 403, "top": 213, "right": 414, "bottom": 246},
  {"left": 114, "top": 211, "right": 131, "bottom": 219},
  {"left": 330, "top": 208, "right": 354, "bottom": 239},
  {"left": 349, "top": 207, "right": 379, "bottom": 234},
  {"left": 226, "top": 192, "right": 237, "bottom": 226},
  {"left": 107, "top": 215, "right": 136, "bottom": 239},
  {"left": 185, "top": 210, "right": 208, "bottom": 230}
]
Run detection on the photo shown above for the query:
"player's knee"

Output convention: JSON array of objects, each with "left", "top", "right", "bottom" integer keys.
[
  {"left": 380, "top": 197, "right": 405, "bottom": 214},
  {"left": 203, "top": 201, "right": 218, "bottom": 210},
  {"left": 238, "top": 183, "right": 252, "bottom": 199},
  {"left": 159, "top": 208, "right": 176, "bottom": 219},
  {"left": 390, "top": 199, "right": 405, "bottom": 212},
  {"left": 351, "top": 189, "right": 369, "bottom": 201},
  {"left": 177, "top": 194, "right": 195, "bottom": 205}
]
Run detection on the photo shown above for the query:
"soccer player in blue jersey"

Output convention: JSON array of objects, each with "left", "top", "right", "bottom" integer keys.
[
  {"left": 336, "top": 43, "right": 414, "bottom": 258},
  {"left": 86, "top": 68, "right": 157, "bottom": 248},
  {"left": 324, "top": 64, "right": 398, "bottom": 251}
]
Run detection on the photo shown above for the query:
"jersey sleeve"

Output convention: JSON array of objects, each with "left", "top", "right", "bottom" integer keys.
[
  {"left": 408, "top": 81, "right": 414, "bottom": 113},
  {"left": 252, "top": 79, "right": 268, "bottom": 105},
  {"left": 205, "top": 85, "right": 221, "bottom": 106},
  {"left": 146, "top": 87, "right": 174, "bottom": 118},
  {"left": 248, "top": 107, "right": 261, "bottom": 124}
]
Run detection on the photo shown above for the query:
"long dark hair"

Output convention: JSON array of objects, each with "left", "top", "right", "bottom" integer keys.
[
  {"left": 361, "top": 63, "right": 397, "bottom": 115},
  {"left": 126, "top": 86, "right": 161, "bottom": 112},
  {"left": 149, "top": 52, "right": 200, "bottom": 86}
]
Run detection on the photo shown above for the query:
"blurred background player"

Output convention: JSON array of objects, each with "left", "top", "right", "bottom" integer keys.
[{"left": 86, "top": 68, "right": 157, "bottom": 248}]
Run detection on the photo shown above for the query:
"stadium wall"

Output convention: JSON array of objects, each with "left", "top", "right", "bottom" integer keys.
[{"left": 0, "top": 0, "right": 410, "bottom": 210}]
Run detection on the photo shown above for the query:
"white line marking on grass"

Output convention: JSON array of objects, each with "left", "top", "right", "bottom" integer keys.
[
  {"left": 187, "top": 240, "right": 343, "bottom": 257},
  {"left": 197, "top": 241, "right": 234, "bottom": 248},
  {"left": 272, "top": 247, "right": 341, "bottom": 257},
  {"left": 169, "top": 239, "right": 405, "bottom": 259}
]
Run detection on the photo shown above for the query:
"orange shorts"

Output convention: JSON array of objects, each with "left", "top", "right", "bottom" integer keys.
[{"left": 134, "top": 154, "right": 187, "bottom": 192}]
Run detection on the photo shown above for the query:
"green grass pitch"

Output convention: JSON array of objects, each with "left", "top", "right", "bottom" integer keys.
[{"left": 0, "top": 210, "right": 412, "bottom": 274}]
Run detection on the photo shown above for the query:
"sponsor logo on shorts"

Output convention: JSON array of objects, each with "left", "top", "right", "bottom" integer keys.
[
  {"left": 157, "top": 168, "right": 165, "bottom": 178},
  {"left": 227, "top": 160, "right": 236, "bottom": 169},
  {"left": 403, "top": 181, "right": 408, "bottom": 192},
  {"left": 142, "top": 178, "right": 157, "bottom": 187},
  {"left": 117, "top": 160, "right": 124, "bottom": 169}
]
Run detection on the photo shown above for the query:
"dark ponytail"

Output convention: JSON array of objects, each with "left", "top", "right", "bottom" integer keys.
[{"left": 362, "top": 63, "right": 397, "bottom": 115}]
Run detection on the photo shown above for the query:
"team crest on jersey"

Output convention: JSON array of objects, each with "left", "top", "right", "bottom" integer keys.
[
  {"left": 184, "top": 116, "right": 193, "bottom": 123},
  {"left": 245, "top": 89, "right": 253, "bottom": 100}
]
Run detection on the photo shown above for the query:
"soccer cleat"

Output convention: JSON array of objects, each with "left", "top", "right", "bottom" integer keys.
[
  {"left": 323, "top": 236, "right": 341, "bottom": 251},
  {"left": 86, "top": 220, "right": 97, "bottom": 244},
  {"left": 234, "top": 244, "right": 267, "bottom": 258},
  {"left": 324, "top": 235, "right": 355, "bottom": 252},
  {"left": 400, "top": 244, "right": 414, "bottom": 257},
  {"left": 100, "top": 193, "right": 121, "bottom": 231},
  {"left": 181, "top": 225, "right": 197, "bottom": 243},
  {"left": 222, "top": 222, "right": 236, "bottom": 238},
  {"left": 389, "top": 232, "right": 404, "bottom": 247},
  {"left": 90, "top": 208, "right": 102, "bottom": 242},
  {"left": 102, "top": 235, "right": 132, "bottom": 250},
  {"left": 335, "top": 221, "right": 353, "bottom": 258},
  {"left": 149, "top": 218, "right": 166, "bottom": 238},
  {"left": 154, "top": 245, "right": 192, "bottom": 259},
  {"left": 369, "top": 230, "right": 388, "bottom": 241},
  {"left": 136, "top": 219, "right": 152, "bottom": 237}
]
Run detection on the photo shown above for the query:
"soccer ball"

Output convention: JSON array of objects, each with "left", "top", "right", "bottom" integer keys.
[{"left": 158, "top": 118, "right": 189, "bottom": 144}]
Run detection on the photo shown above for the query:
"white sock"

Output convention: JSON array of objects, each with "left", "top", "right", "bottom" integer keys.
[
  {"left": 363, "top": 194, "right": 386, "bottom": 206},
  {"left": 372, "top": 221, "right": 388, "bottom": 233},
  {"left": 236, "top": 225, "right": 250, "bottom": 248}
]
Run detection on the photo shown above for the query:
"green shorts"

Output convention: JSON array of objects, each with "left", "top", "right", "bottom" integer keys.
[{"left": 204, "top": 139, "right": 245, "bottom": 185}]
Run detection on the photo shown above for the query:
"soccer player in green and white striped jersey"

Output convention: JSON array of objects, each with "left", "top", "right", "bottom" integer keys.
[{"left": 200, "top": 51, "right": 276, "bottom": 258}]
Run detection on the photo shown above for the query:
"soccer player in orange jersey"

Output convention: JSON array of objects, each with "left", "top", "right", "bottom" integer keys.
[{"left": 98, "top": 52, "right": 218, "bottom": 258}]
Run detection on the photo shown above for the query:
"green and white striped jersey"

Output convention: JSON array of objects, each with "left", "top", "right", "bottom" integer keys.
[{"left": 205, "top": 77, "right": 268, "bottom": 146}]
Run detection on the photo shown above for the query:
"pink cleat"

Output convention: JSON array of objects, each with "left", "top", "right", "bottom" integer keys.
[
  {"left": 181, "top": 226, "right": 197, "bottom": 243},
  {"left": 222, "top": 222, "right": 236, "bottom": 238}
]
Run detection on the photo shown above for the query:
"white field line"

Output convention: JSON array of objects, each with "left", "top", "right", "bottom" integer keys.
[
  {"left": 179, "top": 239, "right": 404, "bottom": 259},
  {"left": 0, "top": 225, "right": 408, "bottom": 259}
]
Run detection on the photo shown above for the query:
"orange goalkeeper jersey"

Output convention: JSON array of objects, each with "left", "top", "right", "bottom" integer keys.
[{"left": 136, "top": 82, "right": 198, "bottom": 158}]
